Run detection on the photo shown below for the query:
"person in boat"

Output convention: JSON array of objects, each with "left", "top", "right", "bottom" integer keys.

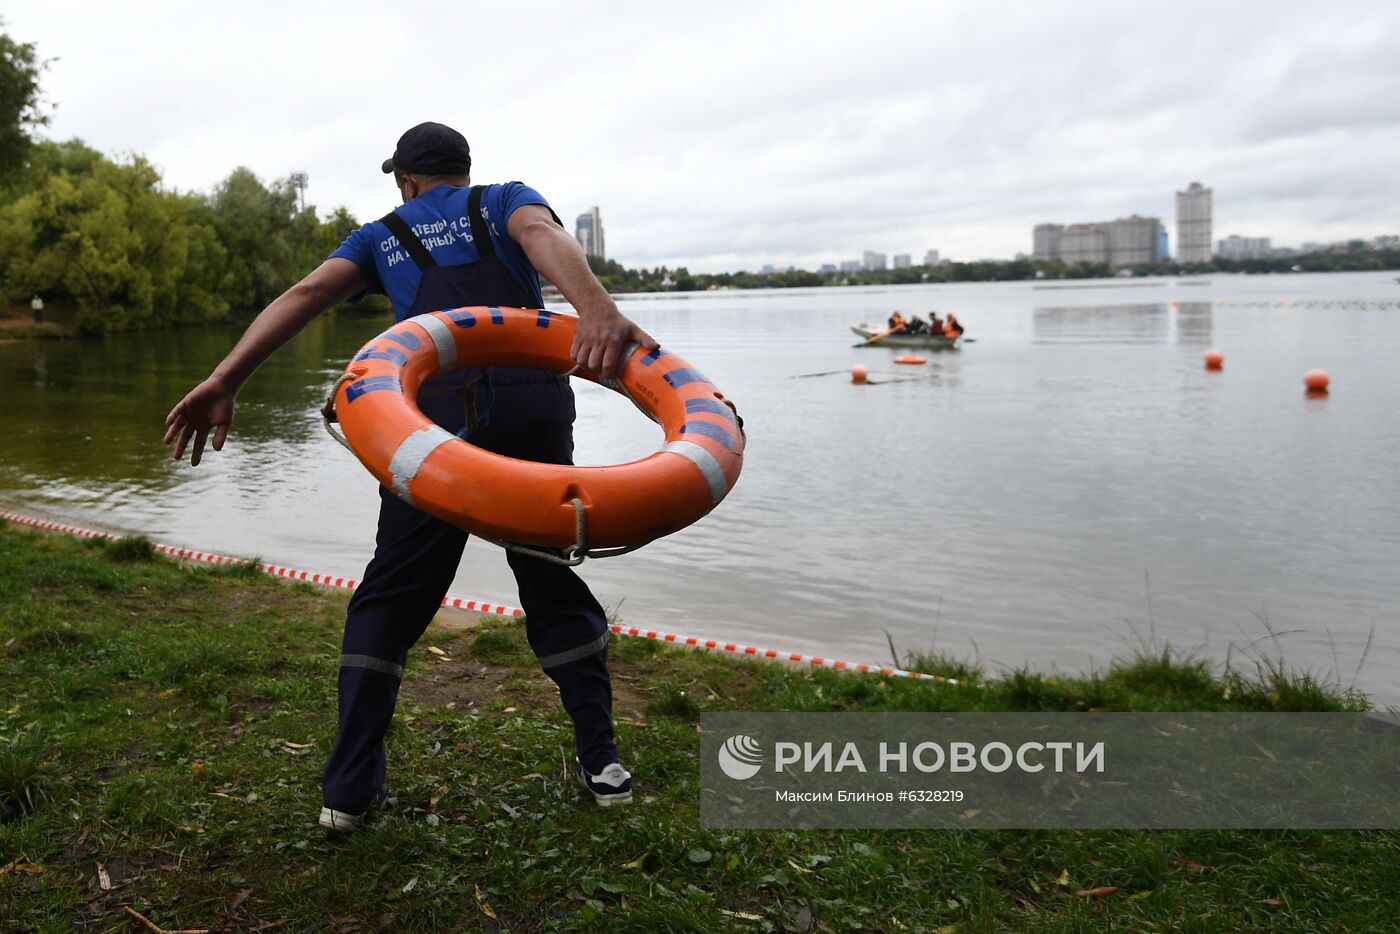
[
  {"left": 163, "top": 121, "right": 654, "bottom": 829},
  {"left": 886, "top": 310, "right": 908, "bottom": 334},
  {"left": 944, "top": 312, "right": 964, "bottom": 337},
  {"left": 929, "top": 311, "right": 944, "bottom": 335},
  {"left": 905, "top": 314, "right": 928, "bottom": 335}
]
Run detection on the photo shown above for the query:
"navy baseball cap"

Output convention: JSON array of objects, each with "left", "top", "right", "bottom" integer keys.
[{"left": 381, "top": 122, "right": 471, "bottom": 176}]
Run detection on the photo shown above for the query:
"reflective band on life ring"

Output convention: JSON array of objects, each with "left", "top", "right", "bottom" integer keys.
[{"left": 333, "top": 306, "right": 744, "bottom": 549}]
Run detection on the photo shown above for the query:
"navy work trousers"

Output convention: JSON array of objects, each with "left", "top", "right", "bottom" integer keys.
[{"left": 321, "top": 377, "right": 616, "bottom": 812}]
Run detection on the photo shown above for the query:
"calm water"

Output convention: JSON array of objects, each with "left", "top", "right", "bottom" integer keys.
[{"left": 3, "top": 273, "right": 1398, "bottom": 704}]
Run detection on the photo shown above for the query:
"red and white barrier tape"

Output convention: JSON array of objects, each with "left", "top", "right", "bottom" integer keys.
[
  {"left": 0, "top": 510, "right": 523, "bottom": 617},
  {"left": 606, "top": 624, "right": 957, "bottom": 683},
  {"left": 2, "top": 509, "right": 966, "bottom": 685}
]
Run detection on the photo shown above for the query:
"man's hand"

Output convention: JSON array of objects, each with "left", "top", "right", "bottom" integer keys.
[
  {"left": 164, "top": 376, "right": 236, "bottom": 466},
  {"left": 159, "top": 258, "right": 366, "bottom": 467},
  {"left": 571, "top": 305, "right": 659, "bottom": 380}
]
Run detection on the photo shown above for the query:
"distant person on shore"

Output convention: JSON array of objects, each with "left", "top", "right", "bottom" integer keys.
[
  {"left": 887, "top": 310, "right": 907, "bottom": 334},
  {"left": 30, "top": 294, "right": 43, "bottom": 325},
  {"left": 163, "top": 121, "right": 655, "bottom": 832},
  {"left": 944, "top": 312, "right": 964, "bottom": 337}
]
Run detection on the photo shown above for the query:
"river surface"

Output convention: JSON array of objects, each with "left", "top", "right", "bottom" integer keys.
[{"left": 3, "top": 272, "right": 1398, "bottom": 704}]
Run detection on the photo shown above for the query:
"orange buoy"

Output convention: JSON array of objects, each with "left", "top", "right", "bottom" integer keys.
[
  {"left": 851, "top": 364, "right": 869, "bottom": 384},
  {"left": 1303, "top": 369, "right": 1330, "bottom": 392},
  {"left": 332, "top": 306, "right": 743, "bottom": 551},
  {"left": 893, "top": 355, "right": 926, "bottom": 365},
  {"left": 1203, "top": 348, "right": 1224, "bottom": 370}
]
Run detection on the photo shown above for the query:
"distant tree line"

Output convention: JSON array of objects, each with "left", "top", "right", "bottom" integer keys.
[
  {"left": 584, "top": 256, "right": 1122, "bottom": 293},
  {"left": 0, "top": 139, "right": 366, "bottom": 334},
  {"left": 586, "top": 248, "right": 1400, "bottom": 296},
  {"left": 1121, "top": 250, "right": 1400, "bottom": 277},
  {"left": 0, "top": 21, "right": 368, "bottom": 335}
]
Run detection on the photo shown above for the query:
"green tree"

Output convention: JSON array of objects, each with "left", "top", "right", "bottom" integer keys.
[
  {"left": 0, "top": 143, "right": 227, "bottom": 333},
  {"left": 200, "top": 167, "right": 320, "bottom": 313},
  {"left": 25, "top": 137, "right": 104, "bottom": 177},
  {"left": 318, "top": 206, "right": 360, "bottom": 258},
  {"left": 0, "top": 20, "right": 48, "bottom": 183}
]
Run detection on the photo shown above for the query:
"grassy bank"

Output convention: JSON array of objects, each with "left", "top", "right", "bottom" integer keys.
[
  {"left": 1, "top": 522, "right": 1395, "bottom": 932},
  {"left": 0, "top": 303, "right": 72, "bottom": 341}
]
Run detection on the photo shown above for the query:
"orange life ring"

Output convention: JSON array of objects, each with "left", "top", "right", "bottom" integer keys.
[
  {"left": 332, "top": 306, "right": 744, "bottom": 551},
  {"left": 893, "top": 355, "right": 926, "bottom": 365}
]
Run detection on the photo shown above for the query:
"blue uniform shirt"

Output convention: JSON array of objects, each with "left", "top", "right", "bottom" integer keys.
[{"left": 331, "top": 182, "right": 552, "bottom": 318}]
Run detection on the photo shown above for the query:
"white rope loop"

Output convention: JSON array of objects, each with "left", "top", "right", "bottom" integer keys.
[{"left": 322, "top": 373, "right": 359, "bottom": 454}]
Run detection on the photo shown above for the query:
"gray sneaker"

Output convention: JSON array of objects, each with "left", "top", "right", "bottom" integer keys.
[{"left": 577, "top": 759, "right": 633, "bottom": 807}]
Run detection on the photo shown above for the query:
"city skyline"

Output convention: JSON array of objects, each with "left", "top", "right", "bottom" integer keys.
[
  {"left": 699, "top": 226, "right": 1396, "bottom": 276},
  {"left": 6, "top": 2, "right": 1399, "bottom": 274}
]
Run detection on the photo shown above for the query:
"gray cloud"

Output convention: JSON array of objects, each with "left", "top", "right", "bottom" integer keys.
[{"left": 7, "top": 0, "right": 1397, "bottom": 272}]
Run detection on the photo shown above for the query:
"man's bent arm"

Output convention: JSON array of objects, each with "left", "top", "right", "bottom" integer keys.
[
  {"left": 508, "top": 204, "right": 657, "bottom": 378},
  {"left": 164, "top": 258, "right": 367, "bottom": 465}
]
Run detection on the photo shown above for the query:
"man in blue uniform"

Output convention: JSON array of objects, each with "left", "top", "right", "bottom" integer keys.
[{"left": 164, "top": 122, "right": 658, "bottom": 830}]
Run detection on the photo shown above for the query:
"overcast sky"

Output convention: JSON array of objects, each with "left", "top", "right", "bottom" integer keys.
[{"left": 7, "top": 1, "right": 1399, "bottom": 272}]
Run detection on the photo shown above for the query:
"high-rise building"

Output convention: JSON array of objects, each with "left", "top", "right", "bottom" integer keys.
[
  {"left": 1217, "top": 235, "right": 1271, "bottom": 260},
  {"left": 862, "top": 250, "right": 887, "bottom": 271},
  {"left": 893, "top": 254, "right": 912, "bottom": 269},
  {"left": 1175, "top": 182, "right": 1212, "bottom": 264},
  {"left": 840, "top": 259, "right": 863, "bottom": 273},
  {"left": 1106, "top": 215, "right": 1163, "bottom": 266},
  {"left": 575, "top": 206, "right": 605, "bottom": 259},
  {"left": 1059, "top": 224, "right": 1110, "bottom": 265},
  {"left": 1031, "top": 216, "right": 1164, "bottom": 268},
  {"left": 924, "top": 249, "right": 941, "bottom": 265},
  {"left": 1033, "top": 224, "right": 1064, "bottom": 261}
]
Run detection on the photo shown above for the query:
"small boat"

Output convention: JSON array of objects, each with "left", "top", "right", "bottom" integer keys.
[{"left": 850, "top": 324, "right": 960, "bottom": 349}]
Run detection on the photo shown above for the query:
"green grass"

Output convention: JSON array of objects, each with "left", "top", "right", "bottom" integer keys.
[
  {"left": 100, "top": 535, "right": 155, "bottom": 563},
  {"left": 0, "top": 731, "right": 58, "bottom": 824},
  {"left": 0, "top": 522, "right": 1394, "bottom": 932}
]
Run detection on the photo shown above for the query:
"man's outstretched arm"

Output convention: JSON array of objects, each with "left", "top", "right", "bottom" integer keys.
[
  {"left": 508, "top": 204, "right": 658, "bottom": 379},
  {"left": 164, "top": 257, "right": 367, "bottom": 466}
]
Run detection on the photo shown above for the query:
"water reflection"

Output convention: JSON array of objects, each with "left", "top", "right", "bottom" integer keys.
[
  {"left": 1033, "top": 302, "right": 1213, "bottom": 344},
  {"left": 1033, "top": 303, "right": 1170, "bottom": 343},
  {"left": 1174, "top": 301, "right": 1214, "bottom": 343},
  {"left": 0, "top": 313, "right": 391, "bottom": 493}
]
